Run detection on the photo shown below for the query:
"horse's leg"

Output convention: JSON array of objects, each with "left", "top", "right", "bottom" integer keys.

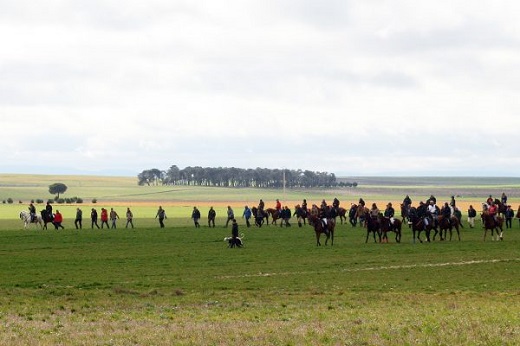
[
  {"left": 365, "top": 230, "right": 369, "bottom": 243},
  {"left": 316, "top": 232, "right": 321, "bottom": 246}
]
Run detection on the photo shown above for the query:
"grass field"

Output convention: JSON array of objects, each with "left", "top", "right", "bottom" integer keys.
[{"left": 0, "top": 174, "right": 519, "bottom": 345}]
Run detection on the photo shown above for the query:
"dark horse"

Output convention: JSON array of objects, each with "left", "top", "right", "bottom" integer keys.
[
  {"left": 481, "top": 211, "right": 504, "bottom": 241},
  {"left": 408, "top": 207, "right": 432, "bottom": 243},
  {"left": 337, "top": 207, "right": 347, "bottom": 224},
  {"left": 433, "top": 215, "right": 461, "bottom": 241},
  {"left": 364, "top": 211, "right": 381, "bottom": 243},
  {"left": 251, "top": 207, "right": 268, "bottom": 227},
  {"left": 379, "top": 215, "right": 402, "bottom": 243},
  {"left": 348, "top": 204, "right": 358, "bottom": 227},
  {"left": 41, "top": 209, "right": 54, "bottom": 230},
  {"left": 309, "top": 215, "right": 335, "bottom": 246}
]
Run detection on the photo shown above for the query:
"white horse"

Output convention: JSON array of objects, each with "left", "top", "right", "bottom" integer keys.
[{"left": 19, "top": 210, "right": 43, "bottom": 229}]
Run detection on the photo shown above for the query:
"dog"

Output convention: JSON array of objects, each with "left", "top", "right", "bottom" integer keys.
[{"left": 224, "top": 233, "right": 244, "bottom": 248}]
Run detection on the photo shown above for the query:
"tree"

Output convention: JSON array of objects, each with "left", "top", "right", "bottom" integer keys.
[{"left": 49, "top": 183, "right": 68, "bottom": 199}]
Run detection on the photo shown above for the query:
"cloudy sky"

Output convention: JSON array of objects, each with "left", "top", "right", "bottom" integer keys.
[{"left": 1, "top": 0, "right": 519, "bottom": 177}]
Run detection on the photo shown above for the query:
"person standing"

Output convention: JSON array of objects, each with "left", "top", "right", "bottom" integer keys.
[
  {"left": 192, "top": 206, "right": 201, "bottom": 228},
  {"left": 505, "top": 205, "right": 514, "bottom": 229},
  {"left": 242, "top": 205, "right": 252, "bottom": 227},
  {"left": 110, "top": 208, "right": 119, "bottom": 229},
  {"left": 207, "top": 206, "right": 216, "bottom": 228},
  {"left": 125, "top": 207, "right": 134, "bottom": 229},
  {"left": 74, "top": 207, "right": 83, "bottom": 229},
  {"left": 467, "top": 205, "right": 477, "bottom": 228},
  {"left": 53, "top": 210, "right": 65, "bottom": 229},
  {"left": 230, "top": 219, "right": 240, "bottom": 248},
  {"left": 156, "top": 206, "right": 166, "bottom": 228},
  {"left": 100, "top": 208, "right": 109, "bottom": 229},
  {"left": 225, "top": 206, "right": 234, "bottom": 227},
  {"left": 91, "top": 208, "right": 100, "bottom": 229}
]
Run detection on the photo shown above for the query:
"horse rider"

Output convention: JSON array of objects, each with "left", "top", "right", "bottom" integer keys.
[
  {"left": 45, "top": 201, "right": 53, "bottom": 221},
  {"left": 332, "top": 197, "right": 340, "bottom": 213},
  {"left": 501, "top": 192, "right": 508, "bottom": 205},
  {"left": 416, "top": 201, "right": 428, "bottom": 228},
  {"left": 301, "top": 199, "right": 308, "bottom": 213},
  {"left": 28, "top": 203, "right": 36, "bottom": 222},
  {"left": 359, "top": 198, "right": 366, "bottom": 207},
  {"left": 258, "top": 199, "right": 265, "bottom": 213},
  {"left": 319, "top": 203, "right": 330, "bottom": 234},
  {"left": 427, "top": 195, "right": 437, "bottom": 205},
  {"left": 275, "top": 199, "right": 282, "bottom": 216},
  {"left": 427, "top": 199, "right": 439, "bottom": 228},
  {"left": 369, "top": 203, "right": 379, "bottom": 220},
  {"left": 441, "top": 202, "right": 452, "bottom": 222},
  {"left": 488, "top": 201, "right": 498, "bottom": 225},
  {"left": 402, "top": 195, "right": 412, "bottom": 214},
  {"left": 384, "top": 202, "right": 395, "bottom": 229}
]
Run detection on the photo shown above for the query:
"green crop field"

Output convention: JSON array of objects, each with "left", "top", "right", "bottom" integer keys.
[{"left": 0, "top": 174, "right": 519, "bottom": 345}]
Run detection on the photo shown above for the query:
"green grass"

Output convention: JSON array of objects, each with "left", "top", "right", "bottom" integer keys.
[
  {"left": 0, "top": 174, "right": 519, "bottom": 345},
  {"left": 0, "top": 220, "right": 518, "bottom": 345}
]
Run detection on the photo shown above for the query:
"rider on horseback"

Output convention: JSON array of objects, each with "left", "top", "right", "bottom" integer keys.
[
  {"left": 427, "top": 200, "right": 439, "bottom": 228},
  {"left": 319, "top": 201, "right": 330, "bottom": 233},
  {"left": 28, "top": 203, "right": 36, "bottom": 222},
  {"left": 332, "top": 197, "right": 340, "bottom": 213},
  {"left": 384, "top": 202, "right": 395, "bottom": 230},
  {"left": 488, "top": 201, "right": 498, "bottom": 225}
]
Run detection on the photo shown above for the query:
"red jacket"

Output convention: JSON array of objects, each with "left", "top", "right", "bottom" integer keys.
[
  {"left": 101, "top": 209, "right": 108, "bottom": 221},
  {"left": 54, "top": 212, "right": 63, "bottom": 223}
]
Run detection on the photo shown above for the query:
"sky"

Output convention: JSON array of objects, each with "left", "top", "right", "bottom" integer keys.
[{"left": 1, "top": 0, "right": 519, "bottom": 177}]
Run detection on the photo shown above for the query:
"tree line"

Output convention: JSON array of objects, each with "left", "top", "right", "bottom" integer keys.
[{"left": 137, "top": 165, "right": 358, "bottom": 188}]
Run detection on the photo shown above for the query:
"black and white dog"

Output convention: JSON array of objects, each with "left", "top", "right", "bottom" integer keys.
[{"left": 224, "top": 233, "right": 244, "bottom": 248}]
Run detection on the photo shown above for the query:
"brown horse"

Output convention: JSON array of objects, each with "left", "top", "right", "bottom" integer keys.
[
  {"left": 379, "top": 215, "right": 402, "bottom": 243},
  {"left": 364, "top": 211, "right": 381, "bottom": 243},
  {"left": 481, "top": 212, "right": 504, "bottom": 241},
  {"left": 309, "top": 215, "right": 335, "bottom": 246},
  {"left": 337, "top": 207, "right": 347, "bottom": 224},
  {"left": 434, "top": 215, "right": 461, "bottom": 241},
  {"left": 266, "top": 208, "right": 280, "bottom": 225}
]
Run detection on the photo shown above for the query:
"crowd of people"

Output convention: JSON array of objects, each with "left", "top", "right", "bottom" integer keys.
[{"left": 24, "top": 192, "right": 519, "bottom": 233}]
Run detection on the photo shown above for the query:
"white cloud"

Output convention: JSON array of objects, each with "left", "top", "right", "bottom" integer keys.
[{"left": 1, "top": 0, "right": 519, "bottom": 176}]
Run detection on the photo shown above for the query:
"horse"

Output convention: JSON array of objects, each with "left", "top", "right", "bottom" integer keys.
[
  {"left": 481, "top": 212, "right": 504, "bottom": 241},
  {"left": 266, "top": 208, "right": 281, "bottom": 225},
  {"left": 41, "top": 209, "right": 54, "bottom": 230},
  {"left": 251, "top": 207, "right": 268, "bottom": 227},
  {"left": 379, "top": 215, "right": 402, "bottom": 243},
  {"left": 400, "top": 203, "right": 411, "bottom": 224},
  {"left": 364, "top": 211, "right": 381, "bottom": 243},
  {"left": 408, "top": 207, "right": 432, "bottom": 243},
  {"left": 348, "top": 204, "right": 358, "bottom": 227},
  {"left": 19, "top": 210, "right": 43, "bottom": 229},
  {"left": 309, "top": 215, "right": 335, "bottom": 246},
  {"left": 434, "top": 215, "right": 461, "bottom": 241},
  {"left": 337, "top": 207, "right": 347, "bottom": 224}
]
